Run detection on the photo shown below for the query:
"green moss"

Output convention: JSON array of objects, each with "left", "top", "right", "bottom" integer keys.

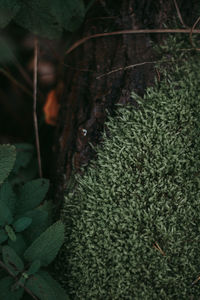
[{"left": 56, "top": 48, "right": 200, "bottom": 299}]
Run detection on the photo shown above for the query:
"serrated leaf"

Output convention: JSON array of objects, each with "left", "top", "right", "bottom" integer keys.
[
  {"left": 0, "top": 0, "right": 20, "bottom": 28},
  {"left": 0, "top": 181, "right": 16, "bottom": 214},
  {"left": 0, "top": 229, "right": 7, "bottom": 244},
  {"left": 0, "top": 201, "right": 13, "bottom": 226},
  {"left": 14, "top": 0, "right": 62, "bottom": 39},
  {"left": 50, "top": 0, "right": 85, "bottom": 32},
  {"left": 2, "top": 246, "right": 24, "bottom": 275},
  {"left": 8, "top": 234, "right": 27, "bottom": 257},
  {"left": 23, "top": 210, "right": 49, "bottom": 244},
  {"left": 0, "top": 276, "right": 24, "bottom": 300},
  {"left": 15, "top": 178, "right": 49, "bottom": 215},
  {"left": 26, "top": 272, "right": 57, "bottom": 300},
  {"left": 5, "top": 225, "right": 16, "bottom": 241},
  {"left": 38, "top": 270, "right": 69, "bottom": 299},
  {"left": 8, "top": 158, "right": 38, "bottom": 186},
  {"left": 26, "top": 259, "right": 41, "bottom": 276},
  {"left": 0, "top": 144, "right": 16, "bottom": 184},
  {"left": 38, "top": 200, "right": 53, "bottom": 225},
  {"left": 13, "top": 217, "right": 32, "bottom": 232},
  {"left": 24, "top": 221, "right": 65, "bottom": 266},
  {"left": 12, "top": 143, "right": 34, "bottom": 174}
]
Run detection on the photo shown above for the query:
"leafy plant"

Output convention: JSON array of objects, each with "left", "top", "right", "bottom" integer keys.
[
  {"left": 0, "top": 0, "right": 87, "bottom": 39},
  {"left": 0, "top": 144, "right": 68, "bottom": 299},
  {"left": 0, "top": 178, "right": 50, "bottom": 255},
  {"left": 0, "top": 221, "right": 67, "bottom": 299},
  {"left": 8, "top": 143, "right": 38, "bottom": 186},
  {"left": 0, "top": 144, "right": 16, "bottom": 185}
]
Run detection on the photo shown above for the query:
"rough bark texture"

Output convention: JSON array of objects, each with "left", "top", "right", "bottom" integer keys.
[{"left": 51, "top": 0, "right": 198, "bottom": 206}]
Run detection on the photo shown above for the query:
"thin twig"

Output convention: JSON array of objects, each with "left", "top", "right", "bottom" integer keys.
[
  {"left": 0, "top": 68, "right": 32, "bottom": 97},
  {"left": 189, "top": 16, "right": 200, "bottom": 51},
  {"left": 0, "top": 260, "right": 38, "bottom": 300},
  {"left": 96, "top": 60, "right": 158, "bottom": 79},
  {"left": 33, "top": 36, "right": 42, "bottom": 178},
  {"left": 191, "top": 275, "right": 200, "bottom": 286},
  {"left": 173, "top": 0, "right": 188, "bottom": 28},
  {"left": 153, "top": 242, "right": 166, "bottom": 256},
  {"left": 65, "top": 28, "right": 200, "bottom": 55}
]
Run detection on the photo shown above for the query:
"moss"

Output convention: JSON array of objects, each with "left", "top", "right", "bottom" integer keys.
[{"left": 56, "top": 45, "right": 200, "bottom": 299}]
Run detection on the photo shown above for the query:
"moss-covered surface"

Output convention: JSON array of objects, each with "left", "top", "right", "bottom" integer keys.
[{"left": 56, "top": 40, "right": 200, "bottom": 299}]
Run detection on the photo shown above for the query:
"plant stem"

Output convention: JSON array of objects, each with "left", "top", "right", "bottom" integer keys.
[
  {"left": 65, "top": 28, "right": 200, "bottom": 55},
  {"left": 0, "top": 260, "right": 38, "bottom": 300},
  {"left": 33, "top": 36, "right": 43, "bottom": 178}
]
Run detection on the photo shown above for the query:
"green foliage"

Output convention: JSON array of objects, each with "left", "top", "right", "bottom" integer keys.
[
  {"left": 26, "top": 259, "right": 41, "bottom": 276},
  {"left": 5, "top": 224, "right": 16, "bottom": 241},
  {"left": 0, "top": 0, "right": 86, "bottom": 38},
  {"left": 24, "top": 221, "right": 65, "bottom": 267},
  {"left": 15, "top": 178, "right": 49, "bottom": 215},
  {"left": 0, "top": 276, "right": 24, "bottom": 299},
  {"left": 0, "top": 181, "right": 16, "bottom": 214},
  {"left": 2, "top": 245, "right": 24, "bottom": 275},
  {"left": 0, "top": 221, "right": 66, "bottom": 299},
  {"left": 56, "top": 50, "right": 200, "bottom": 298},
  {"left": 0, "top": 0, "right": 20, "bottom": 28},
  {"left": 7, "top": 234, "right": 27, "bottom": 257},
  {"left": 50, "top": 0, "right": 85, "bottom": 32},
  {"left": 0, "top": 177, "right": 50, "bottom": 248},
  {"left": 22, "top": 209, "right": 49, "bottom": 245},
  {"left": 26, "top": 270, "right": 68, "bottom": 300},
  {"left": 14, "top": 0, "right": 62, "bottom": 39},
  {"left": 0, "top": 201, "right": 13, "bottom": 227},
  {"left": 38, "top": 270, "right": 70, "bottom": 300},
  {"left": 0, "top": 143, "right": 67, "bottom": 298},
  {"left": 0, "top": 144, "right": 16, "bottom": 184},
  {"left": 8, "top": 143, "right": 38, "bottom": 185},
  {"left": 13, "top": 217, "right": 32, "bottom": 233}
]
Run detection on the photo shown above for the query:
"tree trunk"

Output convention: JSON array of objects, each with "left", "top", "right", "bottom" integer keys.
[{"left": 51, "top": 0, "right": 198, "bottom": 206}]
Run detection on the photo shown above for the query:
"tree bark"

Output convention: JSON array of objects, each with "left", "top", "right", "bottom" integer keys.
[{"left": 51, "top": 0, "right": 198, "bottom": 206}]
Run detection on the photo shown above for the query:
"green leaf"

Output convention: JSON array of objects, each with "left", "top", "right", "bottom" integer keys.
[
  {"left": 0, "top": 144, "right": 16, "bottom": 184},
  {"left": 2, "top": 246, "right": 24, "bottom": 276},
  {"left": 26, "top": 259, "right": 41, "bottom": 276},
  {"left": 8, "top": 234, "right": 27, "bottom": 257},
  {"left": 0, "top": 37, "right": 15, "bottom": 64},
  {"left": 0, "top": 201, "right": 13, "bottom": 226},
  {"left": 13, "top": 217, "right": 32, "bottom": 232},
  {"left": 26, "top": 271, "right": 67, "bottom": 300},
  {"left": 50, "top": 0, "right": 85, "bottom": 32},
  {"left": 0, "top": 0, "right": 20, "bottom": 28},
  {"left": 14, "top": 0, "right": 62, "bottom": 39},
  {"left": 0, "top": 229, "right": 7, "bottom": 244},
  {"left": 15, "top": 178, "right": 49, "bottom": 215},
  {"left": 0, "top": 276, "right": 24, "bottom": 300},
  {"left": 24, "top": 221, "right": 65, "bottom": 266},
  {"left": 5, "top": 225, "right": 16, "bottom": 241},
  {"left": 12, "top": 143, "right": 34, "bottom": 174},
  {"left": 23, "top": 210, "right": 49, "bottom": 244},
  {"left": 8, "top": 158, "right": 38, "bottom": 186},
  {"left": 38, "top": 200, "right": 54, "bottom": 225},
  {"left": 37, "top": 270, "right": 69, "bottom": 299},
  {"left": 26, "top": 273, "right": 55, "bottom": 299},
  {"left": 0, "top": 181, "right": 16, "bottom": 214}
]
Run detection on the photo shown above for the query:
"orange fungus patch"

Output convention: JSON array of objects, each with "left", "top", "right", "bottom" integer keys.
[{"left": 43, "top": 89, "right": 60, "bottom": 126}]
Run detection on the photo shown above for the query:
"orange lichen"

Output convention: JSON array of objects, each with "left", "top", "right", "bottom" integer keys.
[{"left": 43, "top": 89, "right": 60, "bottom": 126}]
